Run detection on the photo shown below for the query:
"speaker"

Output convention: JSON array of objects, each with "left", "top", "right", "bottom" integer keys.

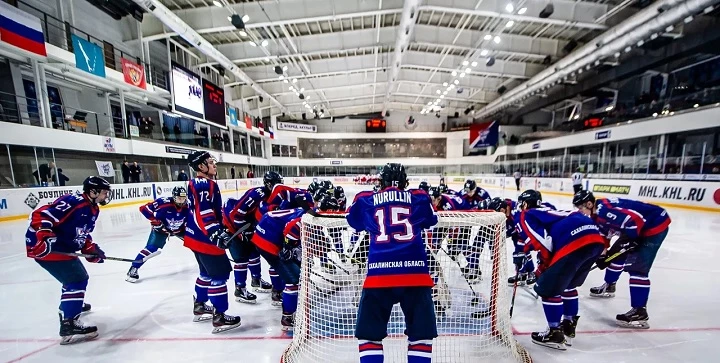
[
  {"left": 302, "top": 113, "right": 307, "bottom": 120},
  {"left": 258, "top": 96, "right": 264, "bottom": 103},
  {"left": 454, "top": 111, "right": 459, "bottom": 118},
  {"left": 274, "top": 66, "right": 283, "bottom": 75},
  {"left": 230, "top": 14, "right": 245, "bottom": 29},
  {"left": 543, "top": 55, "right": 552, "bottom": 65},
  {"left": 498, "top": 86, "right": 507, "bottom": 95},
  {"left": 563, "top": 40, "right": 578, "bottom": 53},
  {"left": 386, "top": 111, "right": 390, "bottom": 117},
  {"left": 539, "top": 4, "right": 554, "bottom": 19},
  {"left": 464, "top": 108, "right": 470, "bottom": 115},
  {"left": 217, "top": 67, "right": 225, "bottom": 77},
  {"left": 486, "top": 56, "right": 496, "bottom": 67}
]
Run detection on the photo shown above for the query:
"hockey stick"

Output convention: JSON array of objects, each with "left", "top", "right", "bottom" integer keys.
[
  {"left": 590, "top": 246, "right": 635, "bottom": 271},
  {"left": 509, "top": 268, "right": 521, "bottom": 318},
  {"left": 54, "top": 252, "right": 146, "bottom": 263}
]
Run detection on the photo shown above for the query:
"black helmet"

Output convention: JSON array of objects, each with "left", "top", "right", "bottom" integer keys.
[
  {"left": 518, "top": 189, "right": 542, "bottom": 209},
  {"left": 187, "top": 150, "right": 213, "bottom": 172},
  {"left": 380, "top": 163, "right": 407, "bottom": 189},
  {"left": 464, "top": 179, "right": 477, "bottom": 191},
  {"left": 308, "top": 181, "right": 320, "bottom": 193},
  {"left": 418, "top": 181, "right": 430, "bottom": 192},
  {"left": 319, "top": 196, "right": 341, "bottom": 212},
  {"left": 438, "top": 184, "right": 449, "bottom": 194},
  {"left": 313, "top": 188, "right": 328, "bottom": 202},
  {"left": 172, "top": 186, "right": 187, "bottom": 205},
  {"left": 487, "top": 197, "right": 506, "bottom": 212},
  {"left": 321, "top": 180, "right": 334, "bottom": 191},
  {"left": 429, "top": 187, "right": 442, "bottom": 199},
  {"left": 83, "top": 176, "right": 112, "bottom": 206},
  {"left": 263, "top": 171, "right": 284, "bottom": 190},
  {"left": 573, "top": 190, "right": 596, "bottom": 207},
  {"left": 334, "top": 186, "right": 345, "bottom": 199}
]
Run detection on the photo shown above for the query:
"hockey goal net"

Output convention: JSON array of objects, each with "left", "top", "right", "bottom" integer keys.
[{"left": 281, "top": 211, "right": 532, "bottom": 363}]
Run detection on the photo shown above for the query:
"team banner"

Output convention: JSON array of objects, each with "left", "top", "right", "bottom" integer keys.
[
  {"left": 469, "top": 121, "right": 499, "bottom": 149},
  {"left": 228, "top": 107, "right": 238, "bottom": 127},
  {"left": 94, "top": 161, "right": 115, "bottom": 178},
  {"left": 71, "top": 35, "right": 106, "bottom": 78},
  {"left": 121, "top": 58, "right": 146, "bottom": 89},
  {"left": 277, "top": 121, "right": 317, "bottom": 133},
  {"left": 0, "top": 2, "right": 47, "bottom": 57}
]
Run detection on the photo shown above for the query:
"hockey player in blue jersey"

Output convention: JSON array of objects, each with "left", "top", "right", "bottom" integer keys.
[
  {"left": 222, "top": 186, "right": 274, "bottom": 305},
  {"left": 418, "top": 181, "right": 430, "bottom": 193},
  {"left": 347, "top": 163, "right": 439, "bottom": 363},
  {"left": 262, "top": 171, "right": 314, "bottom": 213},
  {"left": 487, "top": 197, "right": 537, "bottom": 286},
  {"left": 25, "top": 176, "right": 111, "bottom": 345},
  {"left": 184, "top": 150, "right": 241, "bottom": 334},
  {"left": 456, "top": 179, "right": 491, "bottom": 208},
  {"left": 334, "top": 186, "right": 347, "bottom": 210},
  {"left": 517, "top": 190, "right": 605, "bottom": 350},
  {"left": 574, "top": 190, "right": 671, "bottom": 329},
  {"left": 126, "top": 186, "right": 189, "bottom": 283}
]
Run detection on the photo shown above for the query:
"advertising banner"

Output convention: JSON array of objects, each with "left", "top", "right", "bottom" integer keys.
[
  {"left": 469, "top": 121, "right": 499, "bottom": 149},
  {"left": 277, "top": 122, "right": 317, "bottom": 133}
]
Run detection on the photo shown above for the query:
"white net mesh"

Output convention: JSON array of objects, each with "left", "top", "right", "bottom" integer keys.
[{"left": 281, "top": 211, "right": 532, "bottom": 363}]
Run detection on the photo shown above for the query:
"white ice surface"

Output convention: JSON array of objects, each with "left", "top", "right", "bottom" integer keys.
[{"left": 1, "top": 184, "right": 719, "bottom": 362}]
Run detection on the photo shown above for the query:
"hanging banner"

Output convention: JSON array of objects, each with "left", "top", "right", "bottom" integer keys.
[
  {"left": 0, "top": 2, "right": 47, "bottom": 57},
  {"left": 277, "top": 121, "right": 317, "bottom": 133},
  {"left": 121, "top": 58, "right": 146, "bottom": 89},
  {"left": 95, "top": 161, "right": 115, "bottom": 178},
  {"left": 469, "top": 120, "right": 499, "bottom": 149},
  {"left": 71, "top": 35, "right": 106, "bottom": 78},
  {"left": 228, "top": 107, "right": 238, "bottom": 127},
  {"left": 244, "top": 114, "right": 252, "bottom": 129}
]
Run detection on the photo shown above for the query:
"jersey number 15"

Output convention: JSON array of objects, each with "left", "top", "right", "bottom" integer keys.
[{"left": 374, "top": 206, "right": 414, "bottom": 243}]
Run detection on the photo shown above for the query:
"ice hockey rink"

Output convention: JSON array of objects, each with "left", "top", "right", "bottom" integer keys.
[{"left": 1, "top": 184, "right": 718, "bottom": 363}]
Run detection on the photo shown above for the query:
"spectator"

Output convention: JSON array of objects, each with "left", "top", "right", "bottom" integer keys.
[
  {"left": 121, "top": 161, "right": 131, "bottom": 183},
  {"left": 513, "top": 170, "right": 522, "bottom": 191},
  {"left": 52, "top": 168, "right": 70, "bottom": 186},
  {"left": 162, "top": 124, "right": 170, "bottom": 140},
  {"left": 173, "top": 124, "right": 181, "bottom": 143},
  {"left": 130, "top": 161, "right": 142, "bottom": 183},
  {"left": 177, "top": 169, "right": 189, "bottom": 181},
  {"left": 231, "top": 167, "right": 236, "bottom": 179},
  {"left": 32, "top": 161, "right": 55, "bottom": 185},
  {"left": 246, "top": 169, "right": 254, "bottom": 178}
]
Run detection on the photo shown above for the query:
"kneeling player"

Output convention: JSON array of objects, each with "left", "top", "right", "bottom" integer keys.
[
  {"left": 518, "top": 190, "right": 605, "bottom": 350},
  {"left": 348, "top": 163, "right": 439, "bottom": 363},
  {"left": 574, "top": 191, "right": 671, "bottom": 329},
  {"left": 456, "top": 179, "right": 490, "bottom": 209},
  {"left": 487, "top": 197, "right": 536, "bottom": 286},
  {"left": 127, "top": 186, "right": 189, "bottom": 283},
  {"left": 26, "top": 176, "right": 111, "bottom": 344}
]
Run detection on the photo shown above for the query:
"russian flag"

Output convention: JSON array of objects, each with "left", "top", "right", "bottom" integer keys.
[
  {"left": 268, "top": 126, "right": 274, "bottom": 139},
  {"left": 0, "top": 2, "right": 47, "bottom": 57}
]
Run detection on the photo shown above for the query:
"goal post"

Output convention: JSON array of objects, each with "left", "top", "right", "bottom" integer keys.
[{"left": 281, "top": 211, "right": 532, "bottom": 363}]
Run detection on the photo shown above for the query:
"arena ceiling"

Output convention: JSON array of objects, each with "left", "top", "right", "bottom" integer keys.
[{"left": 136, "top": 0, "right": 644, "bottom": 119}]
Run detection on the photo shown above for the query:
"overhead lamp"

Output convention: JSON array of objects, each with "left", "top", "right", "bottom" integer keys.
[
  {"left": 518, "top": 7, "right": 527, "bottom": 15},
  {"left": 213, "top": 0, "right": 223, "bottom": 7},
  {"left": 292, "top": 78, "right": 298, "bottom": 83},
  {"left": 505, "top": 3, "right": 514, "bottom": 13},
  {"left": 264, "top": 57, "right": 270, "bottom": 62},
  {"left": 624, "top": 46, "right": 632, "bottom": 53},
  {"left": 443, "top": 91, "right": 448, "bottom": 95},
  {"left": 449, "top": 84, "right": 455, "bottom": 89},
  {"left": 471, "top": 61, "right": 478, "bottom": 67},
  {"left": 480, "top": 49, "right": 489, "bottom": 56},
  {"left": 435, "top": 99, "right": 441, "bottom": 103},
  {"left": 506, "top": 20, "right": 514, "bottom": 28},
  {"left": 446, "top": 86, "right": 452, "bottom": 91},
  {"left": 284, "top": 79, "right": 289, "bottom": 83},
  {"left": 289, "top": 86, "right": 294, "bottom": 90},
  {"left": 436, "top": 90, "right": 441, "bottom": 94},
  {"left": 443, "top": 82, "right": 448, "bottom": 87},
  {"left": 454, "top": 79, "right": 459, "bottom": 85},
  {"left": 462, "top": 60, "right": 469, "bottom": 66},
  {"left": 465, "top": 68, "right": 471, "bottom": 73},
  {"left": 440, "top": 95, "right": 445, "bottom": 99},
  {"left": 666, "top": 25, "right": 674, "bottom": 32},
  {"left": 484, "top": 34, "right": 492, "bottom": 40},
  {"left": 300, "top": 88, "right": 305, "bottom": 92},
  {"left": 238, "top": 30, "right": 247, "bottom": 37},
  {"left": 249, "top": 41, "right": 257, "bottom": 47},
  {"left": 460, "top": 72, "right": 466, "bottom": 78},
  {"left": 242, "top": 14, "right": 250, "bottom": 23},
  {"left": 283, "top": 65, "right": 288, "bottom": 71},
  {"left": 493, "top": 36, "right": 501, "bottom": 44},
  {"left": 261, "top": 39, "right": 269, "bottom": 47},
  {"left": 227, "top": 16, "right": 232, "bottom": 22},
  {"left": 279, "top": 75, "right": 284, "bottom": 80},
  {"left": 427, "top": 101, "right": 433, "bottom": 105},
  {"left": 451, "top": 71, "right": 457, "bottom": 76},
  {"left": 230, "top": 14, "right": 246, "bottom": 30},
  {"left": 694, "top": 103, "right": 700, "bottom": 108}
]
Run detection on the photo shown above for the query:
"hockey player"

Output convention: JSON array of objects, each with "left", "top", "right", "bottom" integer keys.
[
  {"left": 517, "top": 190, "right": 605, "bottom": 350},
  {"left": 574, "top": 190, "right": 671, "bottom": 329},
  {"left": 347, "top": 163, "right": 439, "bottom": 363},
  {"left": 487, "top": 197, "right": 536, "bottom": 286},
  {"left": 222, "top": 186, "right": 274, "bottom": 305},
  {"left": 184, "top": 150, "right": 241, "bottom": 334},
  {"left": 418, "top": 181, "right": 430, "bottom": 193},
  {"left": 456, "top": 179, "right": 491, "bottom": 208},
  {"left": 127, "top": 186, "right": 189, "bottom": 283},
  {"left": 308, "top": 180, "right": 321, "bottom": 195},
  {"left": 262, "top": 171, "right": 313, "bottom": 213},
  {"left": 26, "top": 176, "right": 111, "bottom": 345},
  {"left": 571, "top": 169, "right": 584, "bottom": 193},
  {"left": 334, "top": 186, "right": 347, "bottom": 210}
]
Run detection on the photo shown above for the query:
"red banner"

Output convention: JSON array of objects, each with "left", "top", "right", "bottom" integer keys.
[
  {"left": 121, "top": 58, "right": 146, "bottom": 89},
  {"left": 244, "top": 114, "right": 252, "bottom": 129}
]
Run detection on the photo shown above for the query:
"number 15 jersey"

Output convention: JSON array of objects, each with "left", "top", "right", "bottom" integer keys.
[{"left": 347, "top": 187, "right": 438, "bottom": 288}]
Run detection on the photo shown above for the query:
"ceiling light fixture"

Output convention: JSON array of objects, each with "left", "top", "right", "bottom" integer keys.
[
  {"left": 506, "top": 20, "right": 514, "bottom": 28},
  {"left": 493, "top": 36, "right": 501, "bottom": 44},
  {"left": 465, "top": 68, "right": 471, "bottom": 73},
  {"left": 471, "top": 61, "right": 478, "bottom": 67},
  {"left": 460, "top": 72, "right": 466, "bottom": 78},
  {"left": 454, "top": 79, "right": 459, "bottom": 85},
  {"left": 261, "top": 40, "right": 269, "bottom": 47},
  {"left": 213, "top": 0, "right": 223, "bottom": 7},
  {"left": 518, "top": 7, "right": 527, "bottom": 15},
  {"left": 480, "top": 49, "right": 488, "bottom": 56},
  {"left": 462, "top": 60, "right": 469, "bottom": 66},
  {"left": 242, "top": 14, "right": 250, "bottom": 23},
  {"left": 484, "top": 34, "right": 492, "bottom": 40},
  {"left": 505, "top": 3, "right": 514, "bottom": 13},
  {"left": 451, "top": 71, "right": 457, "bottom": 76},
  {"left": 436, "top": 90, "right": 441, "bottom": 94},
  {"left": 238, "top": 30, "right": 247, "bottom": 37},
  {"left": 282, "top": 65, "right": 288, "bottom": 71},
  {"left": 249, "top": 41, "right": 257, "bottom": 47},
  {"left": 442, "top": 82, "right": 448, "bottom": 87}
]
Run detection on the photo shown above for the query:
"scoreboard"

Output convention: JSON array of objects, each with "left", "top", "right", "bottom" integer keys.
[{"left": 366, "top": 118, "right": 386, "bottom": 133}]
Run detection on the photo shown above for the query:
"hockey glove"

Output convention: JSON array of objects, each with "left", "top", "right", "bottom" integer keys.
[
  {"left": 150, "top": 219, "right": 163, "bottom": 227},
  {"left": 82, "top": 242, "right": 106, "bottom": 263},
  {"left": 595, "top": 254, "right": 610, "bottom": 270},
  {"left": 210, "top": 229, "right": 232, "bottom": 249},
  {"left": 607, "top": 237, "right": 637, "bottom": 259},
  {"left": 152, "top": 224, "right": 170, "bottom": 235},
  {"left": 29, "top": 230, "right": 56, "bottom": 259}
]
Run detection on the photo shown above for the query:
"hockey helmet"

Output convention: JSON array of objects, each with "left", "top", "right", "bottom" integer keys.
[
  {"left": 464, "top": 179, "right": 477, "bottom": 191},
  {"left": 487, "top": 197, "right": 507, "bottom": 212},
  {"left": 319, "top": 196, "right": 341, "bottom": 212},
  {"left": 418, "top": 181, "right": 430, "bottom": 192},
  {"left": 429, "top": 187, "right": 442, "bottom": 199},
  {"left": 172, "top": 186, "right": 187, "bottom": 206},
  {"left": 83, "top": 176, "right": 112, "bottom": 206},
  {"left": 380, "top": 163, "right": 408, "bottom": 190},
  {"left": 321, "top": 180, "right": 334, "bottom": 191},
  {"left": 263, "top": 171, "right": 284, "bottom": 190},
  {"left": 438, "top": 184, "right": 449, "bottom": 194},
  {"left": 572, "top": 190, "right": 596, "bottom": 207},
  {"left": 187, "top": 150, "right": 213, "bottom": 172},
  {"left": 334, "top": 186, "right": 345, "bottom": 199},
  {"left": 313, "top": 188, "right": 328, "bottom": 202},
  {"left": 518, "top": 189, "right": 542, "bottom": 209}
]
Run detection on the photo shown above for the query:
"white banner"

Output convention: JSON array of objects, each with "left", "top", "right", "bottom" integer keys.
[
  {"left": 277, "top": 121, "right": 317, "bottom": 133},
  {"left": 95, "top": 161, "right": 115, "bottom": 177}
]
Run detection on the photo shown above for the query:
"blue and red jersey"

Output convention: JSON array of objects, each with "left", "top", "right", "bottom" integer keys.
[
  {"left": 347, "top": 187, "right": 438, "bottom": 289},
  {"left": 25, "top": 193, "right": 99, "bottom": 261},
  {"left": 252, "top": 208, "right": 305, "bottom": 256},
  {"left": 222, "top": 187, "right": 268, "bottom": 235},
  {"left": 184, "top": 177, "right": 224, "bottom": 255},
  {"left": 139, "top": 197, "right": 189, "bottom": 234},
  {"left": 593, "top": 198, "right": 671, "bottom": 240},
  {"left": 455, "top": 188, "right": 490, "bottom": 208},
  {"left": 262, "top": 184, "right": 313, "bottom": 214},
  {"left": 434, "top": 194, "right": 472, "bottom": 211},
  {"left": 519, "top": 208, "right": 605, "bottom": 272}
]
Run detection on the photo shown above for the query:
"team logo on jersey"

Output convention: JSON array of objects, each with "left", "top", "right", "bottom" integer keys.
[
  {"left": 73, "top": 225, "right": 93, "bottom": 248},
  {"left": 165, "top": 217, "right": 185, "bottom": 231},
  {"left": 24, "top": 193, "right": 40, "bottom": 209}
]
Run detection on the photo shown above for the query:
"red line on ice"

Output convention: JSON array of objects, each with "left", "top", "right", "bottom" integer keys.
[
  {"left": 5, "top": 341, "right": 56, "bottom": 362},
  {"left": 512, "top": 326, "right": 720, "bottom": 336}
]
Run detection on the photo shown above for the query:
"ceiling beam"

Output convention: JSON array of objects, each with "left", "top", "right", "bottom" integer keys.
[{"left": 382, "top": 0, "right": 422, "bottom": 115}]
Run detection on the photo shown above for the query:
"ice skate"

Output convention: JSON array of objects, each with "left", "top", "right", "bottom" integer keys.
[
  {"left": 271, "top": 288, "right": 283, "bottom": 307},
  {"left": 193, "top": 297, "right": 213, "bottom": 322},
  {"left": 251, "top": 277, "right": 272, "bottom": 293},
  {"left": 125, "top": 267, "right": 139, "bottom": 283},
  {"left": 508, "top": 272, "right": 536, "bottom": 286},
  {"left": 531, "top": 327, "right": 567, "bottom": 350},
  {"left": 461, "top": 267, "right": 482, "bottom": 283},
  {"left": 234, "top": 285, "right": 257, "bottom": 304},
  {"left": 212, "top": 310, "right": 242, "bottom": 334},
  {"left": 561, "top": 316, "right": 579, "bottom": 346},
  {"left": 81, "top": 303, "right": 91, "bottom": 314},
  {"left": 616, "top": 307, "right": 650, "bottom": 329},
  {"left": 59, "top": 313, "right": 98, "bottom": 345},
  {"left": 281, "top": 313, "right": 295, "bottom": 331},
  {"left": 589, "top": 282, "right": 616, "bottom": 298}
]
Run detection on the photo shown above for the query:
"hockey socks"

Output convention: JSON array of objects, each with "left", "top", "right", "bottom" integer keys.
[
  {"left": 520, "top": 253, "right": 535, "bottom": 273},
  {"left": 282, "top": 284, "right": 299, "bottom": 314},
  {"left": 269, "top": 268, "right": 284, "bottom": 291},
  {"left": 60, "top": 281, "right": 88, "bottom": 320},
  {"left": 132, "top": 245, "right": 160, "bottom": 269},
  {"left": 541, "top": 296, "right": 563, "bottom": 328},
  {"left": 358, "top": 340, "right": 383, "bottom": 363},
  {"left": 561, "top": 288, "right": 579, "bottom": 319},
  {"left": 233, "top": 262, "right": 248, "bottom": 288},
  {"left": 408, "top": 339, "right": 433, "bottom": 363},
  {"left": 629, "top": 274, "right": 650, "bottom": 308},
  {"left": 208, "top": 280, "right": 229, "bottom": 313},
  {"left": 604, "top": 255, "right": 626, "bottom": 284},
  {"left": 248, "top": 254, "right": 262, "bottom": 279},
  {"left": 195, "top": 275, "right": 211, "bottom": 303}
]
